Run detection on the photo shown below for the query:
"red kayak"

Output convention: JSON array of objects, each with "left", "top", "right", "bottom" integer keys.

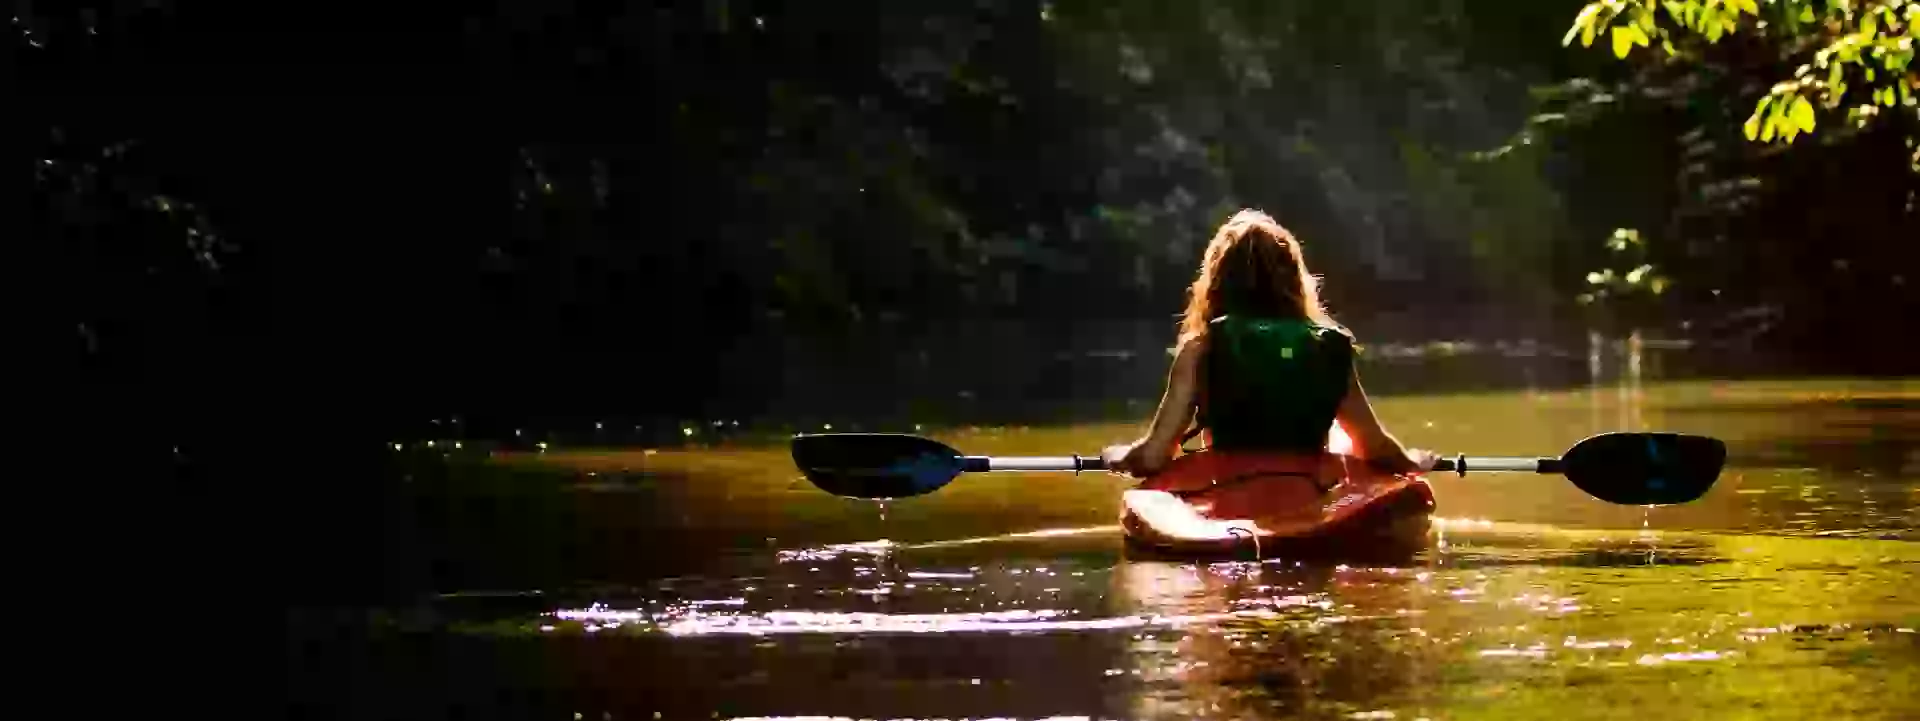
[{"left": 1119, "top": 433, "right": 1437, "bottom": 559}]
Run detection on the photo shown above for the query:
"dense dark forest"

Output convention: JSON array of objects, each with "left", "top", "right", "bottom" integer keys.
[
  {"left": 44, "top": 2, "right": 1914, "bottom": 444},
  {"left": 44, "top": 2, "right": 1915, "bottom": 436}
]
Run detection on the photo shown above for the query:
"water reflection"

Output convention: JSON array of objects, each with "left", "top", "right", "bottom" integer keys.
[
  {"left": 323, "top": 379, "right": 1920, "bottom": 720},
  {"left": 1104, "top": 531, "right": 1917, "bottom": 719},
  {"left": 393, "top": 516, "right": 1918, "bottom": 720}
]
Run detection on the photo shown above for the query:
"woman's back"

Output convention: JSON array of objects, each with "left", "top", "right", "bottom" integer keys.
[
  {"left": 1198, "top": 315, "right": 1353, "bottom": 452},
  {"left": 1106, "top": 208, "right": 1432, "bottom": 478}
]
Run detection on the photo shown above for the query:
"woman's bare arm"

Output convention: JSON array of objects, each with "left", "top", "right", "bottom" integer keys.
[
  {"left": 1142, "top": 336, "right": 1205, "bottom": 452},
  {"left": 1109, "top": 335, "right": 1205, "bottom": 475}
]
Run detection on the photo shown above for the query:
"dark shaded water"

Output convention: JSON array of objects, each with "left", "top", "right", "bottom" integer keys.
[{"left": 289, "top": 379, "right": 1919, "bottom": 720}]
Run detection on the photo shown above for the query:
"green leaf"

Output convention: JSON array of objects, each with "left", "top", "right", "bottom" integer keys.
[
  {"left": 1637, "top": 7, "right": 1658, "bottom": 33},
  {"left": 1572, "top": 3, "right": 1602, "bottom": 46},
  {"left": 1799, "top": 5, "right": 1816, "bottom": 22},
  {"left": 1828, "top": 62, "right": 1845, "bottom": 92},
  {"left": 1699, "top": 5, "right": 1719, "bottom": 34},
  {"left": 1863, "top": 12, "right": 1877, "bottom": 37},
  {"left": 1595, "top": 4, "right": 1621, "bottom": 32},
  {"left": 1612, "top": 26, "right": 1636, "bottom": 57},
  {"left": 1790, "top": 95, "right": 1817, "bottom": 132},
  {"left": 1559, "top": 10, "right": 1589, "bottom": 45},
  {"left": 1662, "top": 0, "right": 1687, "bottom": 23},
  {"left": 1760, "top": 113, "right": 1779, "bottom": 141}
]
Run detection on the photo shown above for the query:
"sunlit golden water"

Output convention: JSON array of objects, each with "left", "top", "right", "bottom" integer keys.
[{"left": 333, "top": 379, "right": 1919, "bottom": 720}]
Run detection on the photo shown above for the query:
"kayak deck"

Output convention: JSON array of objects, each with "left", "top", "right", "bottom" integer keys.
[{"left": 1119, "top": 450, "right": 1437, "bottom": 559}]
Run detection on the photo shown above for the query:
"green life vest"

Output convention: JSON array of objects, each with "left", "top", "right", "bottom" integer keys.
[{"left": 1195, "top": 315, "right": 1354, "bottom": 452}]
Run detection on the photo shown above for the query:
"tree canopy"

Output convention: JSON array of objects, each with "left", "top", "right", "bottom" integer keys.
[
  {"left": 1521, "top": 0, "right": 1915, "bottom": 348},
  {"left": 1565, "top": 0, "right": 1917, "bottom": 162},
  {"left": 37, "top": 0, "right": 1916, "bottom": 435}
]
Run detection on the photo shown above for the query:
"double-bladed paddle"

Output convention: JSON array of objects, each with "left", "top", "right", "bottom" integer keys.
[{"left": 789, "top": 431, "right": 1727, "bottom": 506}]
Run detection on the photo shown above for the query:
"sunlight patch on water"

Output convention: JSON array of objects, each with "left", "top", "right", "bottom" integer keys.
[
  {"left": 768, "top": 527, "right": 1118, "bottom": 564},
  {"left": 1635, "top": 649, "right": 1734, "bottom": 664},
  {"left": 1563, "top": 637, "right": 1633, "bottom": 650},
  {"left": 555, "top": 606, "right": 1297, "bottom": 637},
  {"left": 905, "top": 525, "right": 1121, "bottom": 549},
  {"left": 1477, "top": 645, "right": 1549, "bottom": 659},
  {"left": 775, "top": 540, "right": 898, "bottom": 563},
  {"left": 727, "top": 717, "right": 1101, "bottom": 721}
]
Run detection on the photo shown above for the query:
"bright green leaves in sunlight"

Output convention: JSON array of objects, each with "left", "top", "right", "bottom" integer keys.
[
  {"left": 1744, "top": 95, "right": 1770, "bottom": 139},
  {"left": 1579, "top": 229, "right": 1670, "bottom": 309},
  {"left": 1566, "top": 1, "right": 1667, "bottom": 55},
  {"left": 1604, "top": 227, "right": 1643, "bottom": 252},
  {"left": 1791, "top": 94, "right": 1819, "bottom": 131},
  {"left": 1565, "top": 0, "right": 1920, "bottom": 160},
  {"left": 1613, "top": 25, "right": 1653, "bottom": 57},
  {"left": 1566, "top": 4, "right": 1603, "bottom": 47},
  {"left": 1750, "top": 91, "right": 1820, "bottom": 142}
]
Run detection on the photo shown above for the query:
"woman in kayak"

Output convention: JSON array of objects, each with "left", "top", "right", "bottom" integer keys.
[{"left": 1107, "top": 209, "right": 1436, "bottom": 478}]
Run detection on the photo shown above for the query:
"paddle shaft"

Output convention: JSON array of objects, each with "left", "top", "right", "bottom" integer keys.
[
  {"left": 962, "top": 455, "right": 1108, "bottom": 473},
  {"left": 960, "top": 454, "right": 1566, "bottom": 475},
  {"left": 1433, "top": 456, "right": 1566, "bottom": 475}
]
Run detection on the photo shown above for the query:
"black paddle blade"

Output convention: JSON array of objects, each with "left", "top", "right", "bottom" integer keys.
[
  {"left": 790, "top": 433, "right": 968, "bottom": 499},
  {"left": 1561, "top": 432, "right": 1726, "bottom": 505}
]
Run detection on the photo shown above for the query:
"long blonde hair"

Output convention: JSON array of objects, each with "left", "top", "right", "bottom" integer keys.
[{"left": 1178, "top": 209, "right": 1341, "bottom": 344}]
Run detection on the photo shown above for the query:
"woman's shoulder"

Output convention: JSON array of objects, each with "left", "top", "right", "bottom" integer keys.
[{"left": 1314, "top": 322, "right": 1355, "bottom": 340}]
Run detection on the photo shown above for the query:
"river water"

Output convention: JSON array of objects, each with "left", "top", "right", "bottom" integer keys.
[{"left": 290, "top": 378, "right": 1919, "bottom": 720}]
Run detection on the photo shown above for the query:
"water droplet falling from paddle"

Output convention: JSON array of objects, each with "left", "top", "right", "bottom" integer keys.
[
  {"left": 871, "top": 499, "right": 893, "bottom": 607},
  {"left": 1639, "top": 504, "right": 1660, "bottom": 565}
]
